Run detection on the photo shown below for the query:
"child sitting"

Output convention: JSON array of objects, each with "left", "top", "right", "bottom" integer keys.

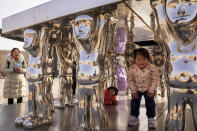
[{"left": 104, "top": 86, "right": 118, "bottom": 105}]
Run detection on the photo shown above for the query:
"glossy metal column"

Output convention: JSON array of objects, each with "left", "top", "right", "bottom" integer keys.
[
  {"left": 151, "top": 0, "right": 197, "bottom": 130},
  {"left": 150, "top": 11, "right": 166, "bottom": 97},
  {"left": 72, "top": 8, "right": 116, "bottom": 130},
  {"left": 15, "top": 27, "right": 54, "bottom": 129},
  {"left": 55, "top": 24, "right": 77, "bottom": 108},
  {"left": 107, "top": 16, "right": 117, "bottom": 88},
  {"left": 121, "top": 1, "right": 135, "bottom": 95},
  {"left": 116, "top": 5, "right": 128, "bottom": 91}
]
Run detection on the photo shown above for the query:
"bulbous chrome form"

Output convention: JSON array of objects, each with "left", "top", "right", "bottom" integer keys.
[
  {"left": 15, "top": 117, "right": 24, "bottom": 127},
  {"left": 117, "top": 2, "right": 135, "bottom": 95},
  {"left": 151, "top": 0, "right": 197, "bottom": 130},
  {"left": 23, "top": 120, "right": 33, "bottom": 129},
  {"left": 152, "top": 44, "right": 166, "bottom": 97},
  {"left": 150, "top": 11, "right": 166, "bottom": 97},
  {"left": 15, "top": 27, "right": 54, "bottom": 129},
  {"left": 72, "top": 11, "right": 116, "bottom": 130},
  {"left": 55, "top": 32, "right": 76, "bottom": 108},
  {"left": 106, "top": 18, "right": 118, "bottom": 88},
  {"left": 23, "top": 29, "right": 38, "bottom": 57}
]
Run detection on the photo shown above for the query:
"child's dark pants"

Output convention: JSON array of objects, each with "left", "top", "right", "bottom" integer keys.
[{"left": 130, "top": 91, "right": 155, "bottom": 118}]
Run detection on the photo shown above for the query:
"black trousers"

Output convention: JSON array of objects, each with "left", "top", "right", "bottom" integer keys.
[
  {"left": 8, "top": 97, "right": 23, "bottom": 104},
  {"left": 130, "top": 91, "right": 155, "bottom": 118}
]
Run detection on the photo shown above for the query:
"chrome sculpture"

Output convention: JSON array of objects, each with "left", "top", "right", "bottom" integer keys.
[
  {"left": 106, "top": 12, "right": 117, "bottom": 88},
  {"left": 150, "top": 12, "right": 166, "bottom": 97},
  {"left": 152, "top": 44, "right": 166, "bottom": 97},
  {"left": 151, "top": 0, "right": 197, "bottom": 130},
  {"left": 116, "top": 27, "right": 127, "bottom": 91},
  {"left": 72, "top": 9, "right": 116, "bottom": 130},
  {"left": 15, "top": 28, "right": 54, "bottom": 129},
  {"left": 117, "top": 2, "right": 135, "bottom": 95},
  {"left": 56, "top": 44, "right": 76, "bottom": 107},
  {"left": 55, "top": 23, "right": 77, "bottom": 108}
]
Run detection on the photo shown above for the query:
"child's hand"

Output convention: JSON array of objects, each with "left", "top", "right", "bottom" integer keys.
[
  {"left": 147, "top": 92, "right": 154, "bottom": 97},
  {"left": 132, "top": 92, "right": 138, "bottom": 99},
  {"left": 112, "top": 101, "right": 117, "bottom": 105}
]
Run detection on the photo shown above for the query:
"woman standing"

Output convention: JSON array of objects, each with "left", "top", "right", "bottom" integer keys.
[{"left": 1, "top": 48, "right": 27, "bottom": 104}]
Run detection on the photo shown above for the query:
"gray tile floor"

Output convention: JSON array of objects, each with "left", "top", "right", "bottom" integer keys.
[{"left": 0, "top": 78, "right": 195, "bottom": 131}]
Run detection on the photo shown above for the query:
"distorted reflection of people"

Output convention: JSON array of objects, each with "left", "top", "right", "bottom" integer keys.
[{"left": 116, "top": 56, "right": 127, "bottom": 91}]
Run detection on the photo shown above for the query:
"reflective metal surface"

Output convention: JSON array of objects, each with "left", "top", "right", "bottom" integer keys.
[
  {"left": 116, "top": 4, "right": 128, "bottom": 91},
  {"left": 0, "top": 92, "right": 172, "bottom": 131},
  {"left": 152, "top": 44, "right": 166, "bottom": 97},
  {"left": 72, "top": 10, "right": 117, "bottom": 130},
  {"left": 117, "top": 2, "right": 135, "bottom": 95},
  {"left": 2, "top": 77, "right": 197, "bottom": 131},
  {"left": 151, "top": 0, "right": 197, "bottom": 130},
  {"left": 15, "top": 28, "right": 54, "bottom": 129},
  {"left": 55, "top": 38, "right": 76, "bottom": 108},
  {"left": 151, "top": 12, "right": 166, "bottom": 97},
  {"left": 73, "top": 14, "right": 103, "bottom": 85},
  {"left": 2, "top": 0, "right": 197, "bottom": 130},
  {"left": 9, "top": 1, "right": 121, "bottom": 130},
  {"left": 2, "top": 0, "right": 123, "bottom": 34},
  {"left": 106, "top": 13, "right": 117, "bottom": 88}
]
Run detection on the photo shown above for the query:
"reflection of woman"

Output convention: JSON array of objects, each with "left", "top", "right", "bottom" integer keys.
[{"left": 1, "top": 48, "right": 27, "bottom": 104}]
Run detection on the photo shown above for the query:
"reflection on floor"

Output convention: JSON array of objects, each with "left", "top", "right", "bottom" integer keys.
[{"left": 0, "top": 91, "right": 195, "bottom": 131}]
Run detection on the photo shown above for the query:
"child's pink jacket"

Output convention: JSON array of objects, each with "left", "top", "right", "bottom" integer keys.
[
  {"left": 127, "top": 64, "right": 160, "bottom": 94},
  {"left": 104, "top": 88, "right": 117, "bottom": 105}
]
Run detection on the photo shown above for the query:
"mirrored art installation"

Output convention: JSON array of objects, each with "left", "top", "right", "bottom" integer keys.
[
  {"left": 72, "top": 7, "right": 117, "bottom": 130},
  {"left": 151, "top": 0, "right": 197, "bottom": 130},
  {"left": 15, "top": 28, "right": 54, "bottom": 129}
]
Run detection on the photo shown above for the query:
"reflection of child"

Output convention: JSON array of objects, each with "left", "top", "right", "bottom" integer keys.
[
  {"left": 127, "top": 48, "right": 159, "bottom": 128},
  {"left": 104, "top": 86, "right": 118, "bottom": 105}
]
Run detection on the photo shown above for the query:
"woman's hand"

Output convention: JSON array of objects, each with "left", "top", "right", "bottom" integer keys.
[{"left": 13, "top": 67, "right": 20, "bottom": 72}]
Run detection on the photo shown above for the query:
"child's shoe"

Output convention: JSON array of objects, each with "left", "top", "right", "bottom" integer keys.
[
  {"left": 128, "top": 116, "right": 139, "bottom": 126},
  {"left": 148, "top": 118, "right": 156, "bottom": 128}
]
